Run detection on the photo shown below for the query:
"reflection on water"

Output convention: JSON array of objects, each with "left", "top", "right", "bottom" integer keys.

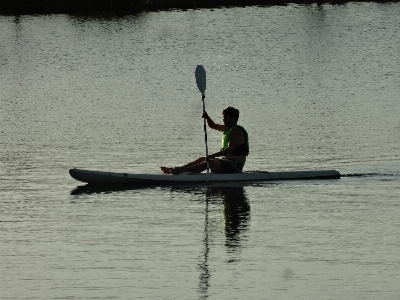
[
  {"left": 70, "top": 184, "right": 155, "bottom": 195},
  {"left": 198, "top": 186, "right": 250, "bottom": 299},
  {"left": 198, "top": 189, "right": 211, "bottom": 300},
  {"left": 198, "top": 186, "right": 251, "bottom": 249},
  {"left": 71, "top": 183, "right": 250, "bottom": 299},
  {"left": 221, "top": 187, "right": 251, "bottom": 250}
]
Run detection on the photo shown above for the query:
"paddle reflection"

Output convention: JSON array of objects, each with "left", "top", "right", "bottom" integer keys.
[
  {"left": 192, "top": 185, "right": 250, "bottom": 300},
  {"left": 166, "top": 183, "right": 250, "bottom": 299}
]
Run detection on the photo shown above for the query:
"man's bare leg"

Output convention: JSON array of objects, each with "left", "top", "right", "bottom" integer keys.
[
  {"left": 161, "top": 158, "right": 221, "bottom": 175},
  {"left": 161, "top": 157, "right": 206, "bottom": 174},
  {"left": 160, "top": 167, "right": 172, "bottom": 174}
]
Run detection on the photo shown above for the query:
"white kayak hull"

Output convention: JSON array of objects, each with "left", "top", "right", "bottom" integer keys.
[{"left": 69, "top": 168, "right": 340, "bottom": 185}]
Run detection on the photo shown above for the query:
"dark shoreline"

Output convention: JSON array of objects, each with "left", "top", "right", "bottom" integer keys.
[{"left": 0, "top": 0, "right": 396, "bottom": 15}]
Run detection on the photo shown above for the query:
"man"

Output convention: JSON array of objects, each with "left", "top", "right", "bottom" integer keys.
[{"left": 161, "top": 106, "right": 249, "bottom": 175}]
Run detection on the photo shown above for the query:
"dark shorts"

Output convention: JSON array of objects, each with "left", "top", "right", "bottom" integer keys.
[{"left": 214, "top": 159, "right": 244, "bottom": 173}]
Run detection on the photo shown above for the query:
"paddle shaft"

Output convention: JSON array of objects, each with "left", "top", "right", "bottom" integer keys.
[{"left": 202, "top": 95, "right": 210, "bottom": 175}]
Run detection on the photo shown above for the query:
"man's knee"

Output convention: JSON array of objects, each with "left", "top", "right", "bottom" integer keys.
[{"left": 209, "top": 159, "right": 221, "bottom": 170}]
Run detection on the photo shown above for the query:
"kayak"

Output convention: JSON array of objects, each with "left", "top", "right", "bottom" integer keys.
[{"left": 69, "top": 168, "right": 340, "bottom": 185}]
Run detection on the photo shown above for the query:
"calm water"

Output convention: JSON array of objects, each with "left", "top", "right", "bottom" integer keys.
[{"left": 1, "top": 3, "right": 400, "bottom": 299}]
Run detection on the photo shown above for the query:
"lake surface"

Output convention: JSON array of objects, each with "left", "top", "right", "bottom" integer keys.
[{"left": 1, "top": 3, "right": 400, "bottom": 299}]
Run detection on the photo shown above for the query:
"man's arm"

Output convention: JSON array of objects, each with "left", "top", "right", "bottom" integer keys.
[{"left": 203, "top": 112, "right": 226, "bottom": 132}]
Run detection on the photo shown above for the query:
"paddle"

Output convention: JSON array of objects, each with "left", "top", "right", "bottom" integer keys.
[{"left": 195, "top": 65, "right": 210, "bottom": 178}]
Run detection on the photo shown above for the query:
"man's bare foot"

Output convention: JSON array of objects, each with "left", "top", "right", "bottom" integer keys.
[
  {"left": 170, "top": 167, "right": 182, "bottom": 175},
  {"left": 161, "top": 166, "right": 182, "bottom": 175},
  {"left": 160, "top": 167, "right": 171, "bottom": 174}
]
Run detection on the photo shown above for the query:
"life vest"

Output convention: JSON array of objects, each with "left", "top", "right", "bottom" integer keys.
[{"left": 221, "top": 125, "right": 249, "bottom": 156}]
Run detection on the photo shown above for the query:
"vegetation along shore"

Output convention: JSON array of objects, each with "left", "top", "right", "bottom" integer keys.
[{"left": 0, "top": 0, "right": 396, "bottom": 15}]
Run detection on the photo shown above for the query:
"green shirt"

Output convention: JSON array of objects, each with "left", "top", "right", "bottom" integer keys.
[{"left": 221, "top": 125, "right": 249, "bottom": 156}]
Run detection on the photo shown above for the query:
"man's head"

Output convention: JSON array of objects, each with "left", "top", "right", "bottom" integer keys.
[{"left": 223, "top": 106, "right": 239, "bottom": 127}]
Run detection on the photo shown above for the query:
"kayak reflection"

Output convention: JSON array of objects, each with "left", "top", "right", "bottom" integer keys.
[{"left": 70, "top": 183, "right": 156, "bottom": 195}]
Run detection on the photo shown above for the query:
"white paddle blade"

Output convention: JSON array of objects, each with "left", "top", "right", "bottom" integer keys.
[{"left": 195, "top": 65, "right": 206, "bottom": 96}]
